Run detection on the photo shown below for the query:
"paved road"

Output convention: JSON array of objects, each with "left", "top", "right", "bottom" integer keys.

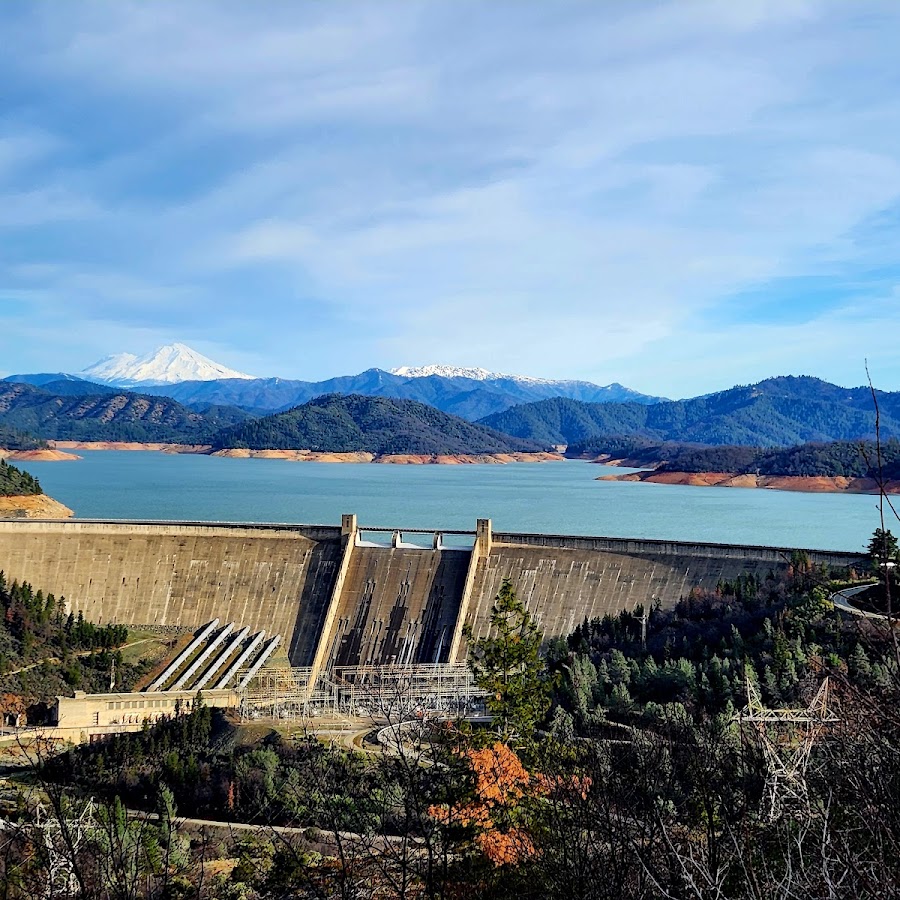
[
  {"left": 832, "top": 583, "right": 891, "bottom": 620},
  {"left": 129, "top": 809, "right": 422, "bottom": 848},
  {"left": 2, "top": 637, "right": 164, "bottom": 678}
]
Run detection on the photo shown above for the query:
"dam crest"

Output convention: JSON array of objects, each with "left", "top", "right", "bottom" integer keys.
[{"left": 0, "top": 516, "right": 862, "bottom": 681}]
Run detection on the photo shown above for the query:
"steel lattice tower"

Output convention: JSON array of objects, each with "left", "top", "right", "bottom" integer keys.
[{"left": 737, "top": 676, "right": 839, "bottom": 821}]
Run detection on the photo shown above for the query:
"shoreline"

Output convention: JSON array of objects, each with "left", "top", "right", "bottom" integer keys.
[
  {"left": 1, "top": 448, "right": 82, "bottom": 462},
  {"left": 49, "top": 441, "right": 563, "bottom": 465},
  {"left": 597, "top": 470, "right": 900, "bottom": 494},
  {"left": 583, "top": 453, "right": 662, "bottom": 468},
  {"left": 0, "top": 494, "right": 74, "bottom": 518}
]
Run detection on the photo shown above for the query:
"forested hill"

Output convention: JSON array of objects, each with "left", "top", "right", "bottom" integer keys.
[
  {"left": 572, "top": 437, "right": 900, "bottom": 480},
  {"left": 0, "top": 381, "right": 253, "bottom": 443},
  {"left": 478, "top": 376, "right": 900, "bottom": 446},
  {"left": 681, "top": 440, "right": 900, "bottom": 479},
  {"left": 0, "top": 460, "right": 42, "bottom": 496},
  {"left": 0, "top": 425, "right": 46, "bottom": 450},
  {"left": 211, "top": 393, "right": 546, "bottom": 454},
  {"left": 0, "top": 571, "right": 151, "bottom": 704}
]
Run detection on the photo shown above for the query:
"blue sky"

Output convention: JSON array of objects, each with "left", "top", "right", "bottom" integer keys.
[{"left": 2, "top": 1, "right": 900, "bottom": 397}]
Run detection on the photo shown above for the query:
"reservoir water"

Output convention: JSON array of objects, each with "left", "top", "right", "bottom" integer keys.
[{"left": 13, "top": 451, "right": 886, "bottom": 552}]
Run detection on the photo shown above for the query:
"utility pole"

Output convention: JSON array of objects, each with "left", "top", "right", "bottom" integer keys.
[{"left": 639, "top": 605, "right": 651, "bottom": 650}]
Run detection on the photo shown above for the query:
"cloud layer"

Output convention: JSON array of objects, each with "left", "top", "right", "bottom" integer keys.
[{"left": 2, "top": 1, "right": 899, "bottom": 395}]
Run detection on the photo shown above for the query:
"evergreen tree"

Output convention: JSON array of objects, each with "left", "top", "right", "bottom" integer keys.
[
  {"left": 464, "top": 579, "right": 550, "bottom": 745},
  {"left": 868, "top": 528, "right": 900, "bottom": 570},
  {"left": 849, "top": 643, "right": 872, "bottom": 683}
]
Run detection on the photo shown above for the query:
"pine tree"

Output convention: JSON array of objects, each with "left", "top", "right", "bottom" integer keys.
[
  {"left": 609, "top": 649, "right": 631, "bottom": 686},
  {"left": 464, "top": 579, "right": 550, "bottom": 745},
  {"left": 549, "top": 706, "right": 576, "bottom": 743},
  {"left": 868, "top": 528, "right": 899, "bottom": 566},
  {"left": 566, "top": 654, "right": 597, "bottom": 717},
  {"left": 849, "top": 643, "right": 872, "bottom": 683}
]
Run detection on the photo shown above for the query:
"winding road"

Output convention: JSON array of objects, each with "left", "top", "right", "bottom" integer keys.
[{"left": 831, "top": 583, "right": 892, "bottom": 621}]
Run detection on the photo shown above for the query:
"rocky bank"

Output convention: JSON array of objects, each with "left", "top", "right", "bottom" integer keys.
[
  {"left": 0, "top": 448, "right": 81, "bottom": 461},
  {"left": 50, "top": 442, "right": 563, "bottom": 464},
  {"left": 51, "top": 441, "right": 210, "bottom": 453},
  {"left": 0, "top": 494, "right": 74, "bottom": 518},
  {"left": 597, "top": 470, "right": 900, "bottom": 494}
]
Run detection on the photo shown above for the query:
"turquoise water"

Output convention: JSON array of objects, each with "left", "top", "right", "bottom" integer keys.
[{"left": 13, "top": 451, "right": 887, "bottom": 551}]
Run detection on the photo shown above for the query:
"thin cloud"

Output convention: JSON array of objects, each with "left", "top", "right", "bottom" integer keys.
[{"left": 0, "top": 1, "right": 898, "bottom": 395}]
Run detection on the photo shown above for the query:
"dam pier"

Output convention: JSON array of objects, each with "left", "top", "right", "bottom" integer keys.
[{"left": 0, "top": 516, "right": 862, "bottom": 677}]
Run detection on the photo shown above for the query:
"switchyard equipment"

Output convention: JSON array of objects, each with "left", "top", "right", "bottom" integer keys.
[
  {"left": 236, "top": 662, "right": 486, "bottom": 722},
  {"left": 144, "top": 621, "right": 486, "bottom": 723}
]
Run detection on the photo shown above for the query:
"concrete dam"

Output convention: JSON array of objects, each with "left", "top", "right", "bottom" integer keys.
[{"left": 0, "top": 516, "right": 862, "bottom": 679}]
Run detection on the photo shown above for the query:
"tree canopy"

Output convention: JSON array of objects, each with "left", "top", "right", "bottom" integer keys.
[
  {"left": 868, "top": 527, "right": 899, "bottom": 567},
  {"left": 0, "top": 459, "right": 42, "bottom": 496},
  {"left": 464, "top": 580, "right": 550, "bottom": 745},
  {"left": 213, "top": 393, "right": 543, "bottom": 455}
]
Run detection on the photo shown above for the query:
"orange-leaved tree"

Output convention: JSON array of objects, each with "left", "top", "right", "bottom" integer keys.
[{"left": 429, "top": 741, "right": 544, "bottom": 866}]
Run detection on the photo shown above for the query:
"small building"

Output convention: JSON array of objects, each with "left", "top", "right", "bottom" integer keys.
[{"left": 50, "top": 688, "right": 239, "bottom": 743}]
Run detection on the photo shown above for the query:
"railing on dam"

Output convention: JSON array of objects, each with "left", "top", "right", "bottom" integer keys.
[
  {"left": 490, "top": 530, "right": 864, "bottom": 567},
  {"left": 356, "top": 526, "right": 477, "bottom": 550}
]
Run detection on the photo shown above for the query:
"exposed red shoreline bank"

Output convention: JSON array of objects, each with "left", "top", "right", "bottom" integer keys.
[
  {"left": 597, "top": 470, "right": 900, "bottom": 494},
  {"left": 0, "top": 494, "right": 74, "bottom": 518},
  {"left": 51, "top": 441, "right": 563, "bottom": 464}
]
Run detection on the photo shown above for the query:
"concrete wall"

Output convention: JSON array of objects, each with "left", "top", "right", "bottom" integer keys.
[
  {"left": 491, "top": 531, "right": 857, "bottom": 569},
  {"left": 320, "top": 545, "right": 470, "bottom": 668},
  {"left": 0, "top": 519, "right": 865, "bottom": 671},
  {"left": 0, "top": 521, "right": 342, "bottom": 665},
  {"left": 458, "top": 531, "right": 862, "bottom": 649}
]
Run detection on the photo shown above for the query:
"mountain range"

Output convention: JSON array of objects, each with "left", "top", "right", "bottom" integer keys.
[
  {"left": 5, "top": 345, "right": 900, "bottom": 453},
  {"left": 479, "top": 376, "right": 900, "bottom": 448},
  {"left": 4, "top": 344, "right": 664, "bottom": 420}
]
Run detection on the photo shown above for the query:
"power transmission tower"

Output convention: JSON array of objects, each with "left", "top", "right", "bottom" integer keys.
[
  {"left": 736, "top": 676, "right": 839, "bottom": 821},
  {"left": 33, "top": 798, "right": 96, "bottom": 899}
]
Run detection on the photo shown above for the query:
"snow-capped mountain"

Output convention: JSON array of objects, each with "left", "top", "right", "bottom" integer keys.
[
  {"left": 390, "top": 364, "right": 635, "bottom": 391},
  {"left": 389, "top": 364, "right": 591, "bottom": 386},
  {"left": 80, "top": 343, "right": 255, "bottom": 386},
  {"left": 392, "top": 365, "right": 509, "bottom": 381},
  {"left": 3, "top": 348, "right": 664, "bottom": 419}
]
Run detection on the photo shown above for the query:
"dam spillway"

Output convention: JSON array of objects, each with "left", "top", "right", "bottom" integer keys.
[
  {"left": 0, "top": 517, "right": 863, "bottom": 675},
  {"left": 326, "top": 543, "right": 470, "bottom": 668}
]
